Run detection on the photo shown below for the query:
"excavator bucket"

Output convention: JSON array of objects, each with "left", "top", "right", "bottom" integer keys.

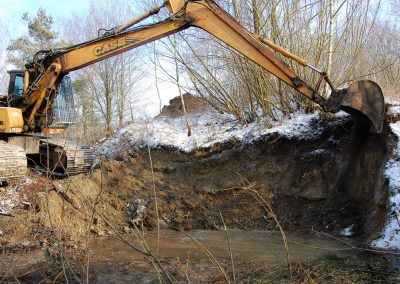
[{"left": 340, "top": 80, "right": 385, "bottom": 133}]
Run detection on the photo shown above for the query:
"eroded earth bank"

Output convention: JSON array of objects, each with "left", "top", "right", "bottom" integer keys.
[{"left": 1, "top": 103, "right": 400, "bottom": 282}]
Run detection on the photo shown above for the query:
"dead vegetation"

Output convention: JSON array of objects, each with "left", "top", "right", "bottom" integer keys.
[
  {"left": 1, "top": 111, "right": 400, "bottom": 282},
  {"left": 0, "top": 105, "right": 398, "bottom": 283},
  {"left": 1, "top": 166, "right": 398, "bottom": 283}
]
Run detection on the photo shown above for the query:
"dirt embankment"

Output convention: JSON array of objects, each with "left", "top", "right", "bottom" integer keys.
[
  {"left": 99, "top": 114, "right": 392, "bottom": 240},
  {"left": 0, "top": 107, "right": 398, "bottom": 270}
]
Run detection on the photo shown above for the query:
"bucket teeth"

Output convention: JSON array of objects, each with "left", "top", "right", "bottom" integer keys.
[{"left": 0, "top": 141, "right": 27, "bottom": 182}]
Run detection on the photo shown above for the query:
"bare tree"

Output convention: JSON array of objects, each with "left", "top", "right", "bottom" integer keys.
[
  {"left": 61, "top": 0, "right": 145, "bottom": 138},
  {"left": 154, "top": 0, "right": 393, "bottom": 122},
  {"left": 0, "top": 20, "right": 8, "bottom": 95}
]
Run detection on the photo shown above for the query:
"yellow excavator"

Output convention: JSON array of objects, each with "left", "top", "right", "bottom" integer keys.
[{"left": 0, "top": 0, "right": 385, "bottom": 182}]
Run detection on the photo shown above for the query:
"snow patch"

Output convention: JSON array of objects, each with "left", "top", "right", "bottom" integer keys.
[
  {"left": 386, "top": 99, "right": 400, "bottom": 106},
  {"left": 334, "top": 110, "right": 350, "bottom": 118},
  {"left": 371, "top": 121, "right": 400, "bottom": 250},
  {"left": 127, "top": 199, "right": 147, "bottom": 226},
  {"left": 388, "top": 106, "right": 400, "bottom": 116},
  {"left": 0, "top": 186, "right": 19, "bottom": 216},
  {"left": 309, "top": 149, "right": 327, "bottom": 156},
  {"left": 0, "top": 178, "right": 36, "bottom": 216},
  {"left": 21, "top": 178, "right": 34, "bottom": 186},
  {"left": 99, "top": 110, "right": 322, "bottom": 158},
  {"left": 341, "top": 225, "right": 355, "bottom": 237}
]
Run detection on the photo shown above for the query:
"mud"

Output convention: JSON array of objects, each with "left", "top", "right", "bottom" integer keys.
[{"left": 0, "top": 108, "right": 399, "bottom": 282}]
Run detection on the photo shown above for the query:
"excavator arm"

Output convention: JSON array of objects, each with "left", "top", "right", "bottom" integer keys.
[{"left": 19, "top": 0, "right": 385, "bottom": 133}]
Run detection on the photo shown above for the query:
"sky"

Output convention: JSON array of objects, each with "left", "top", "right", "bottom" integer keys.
[
  {"left": 0, "top": 0, "right": 91, "bottom": 40},
  {"left": 0, "top": 0, "right": 90, "bottom": 20},
  {"left": 0, "top": 0, "right": 180, "bottom": 117}
]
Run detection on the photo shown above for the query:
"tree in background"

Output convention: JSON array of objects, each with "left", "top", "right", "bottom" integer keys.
[
  {"left": 61, "top": 0, "right": 145, "bottom": 140},
  {"left": 152, "top": 0, "right": 398, "bottom": 123},
  {"left": 7, "top": 8, "right": 67, "bottom": 69},
  {"left": 0, "top": 20, "right": 8, "bottom": 95}
]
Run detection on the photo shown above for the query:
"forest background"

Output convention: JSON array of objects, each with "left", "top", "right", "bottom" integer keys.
[{"left": 0, "top": 0, "right": 398, "bottom": 143}]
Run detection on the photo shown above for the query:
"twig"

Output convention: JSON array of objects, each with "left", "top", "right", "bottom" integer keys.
[
  {"left": 220, "top": 212, "right": 236, "bottom": 284},
  {"left": 230, "top": 169, "right": 292, "bottom": 278},
  {"left": 186, "top": 233, "right": 231, "bottom": 283},
  {"left": 147, "top": 145, "right": 160, "bottom": 255},
  {"left": 172, "top": 34, "right": 192, "bottom": 137}
]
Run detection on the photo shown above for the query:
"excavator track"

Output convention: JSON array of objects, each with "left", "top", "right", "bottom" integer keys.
[
  {"left": 39, "top": 138, "right": 95, "bottom": 176},
  {"left": 0, "top": 140, "right": 27, "bottom": 182}
]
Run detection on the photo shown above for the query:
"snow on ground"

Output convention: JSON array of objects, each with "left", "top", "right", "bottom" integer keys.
[
  {"left": 388, "top": 106, "right": 400, "bottom": 116},
  {"left": 0, "top": 186, "right": 19, "bottom": 216},
  {"left": 0, "top": 178, "right": 34, "bottom": 216},
  {"left": 99, "top": 110, "right": 324, "bottom": 158},
  {"left": 372, "top": 107, "right": 400, "bottom": 250},
  {"left": 341, "top": 225, "right": 355, "bottom": 237}
]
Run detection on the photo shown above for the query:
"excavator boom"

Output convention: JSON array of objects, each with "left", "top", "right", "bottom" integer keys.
[
  {"left": 18, "top": 0, "right": 384, "bottom": 134},
  {"left": 18, "top": 0, "right": 384, "bottom": 133}
]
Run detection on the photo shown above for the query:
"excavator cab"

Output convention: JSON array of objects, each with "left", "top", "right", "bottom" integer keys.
[
  {"left": 7, "top": 71, "right": 24, "bottom": 97},
  {"left": 51, "top": 76, "right": 77, "bottom": 129},
  {"left": 6, "top": 71, "right": 77, "bottom": 129},
  {"left": 5, "top": 70, "right": 26, "bottom": 107}
]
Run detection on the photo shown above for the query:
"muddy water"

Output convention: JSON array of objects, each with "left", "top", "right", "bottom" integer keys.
[
  {"left": 90, "top": 230, "right": 357, "bottom": 263},
  {"left": 89, "top": 229, "right": 360, "bottom": 282}
]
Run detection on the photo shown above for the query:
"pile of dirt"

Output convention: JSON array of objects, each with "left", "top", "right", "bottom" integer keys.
[{"left": 158, "top": 93, "right": 212, "bottom": 118}]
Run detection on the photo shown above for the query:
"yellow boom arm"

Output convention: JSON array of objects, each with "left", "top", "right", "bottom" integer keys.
[{"left": 21, "top": 0, "right": 384, "bottom": 133}]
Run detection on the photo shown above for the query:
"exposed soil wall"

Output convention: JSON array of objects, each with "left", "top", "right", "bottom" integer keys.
[
  {"left": 0, "top": 113, "right": 396, "bottom": 262},
  {"left": 99, "top": 115, "right": 392, "bottom": 240}
]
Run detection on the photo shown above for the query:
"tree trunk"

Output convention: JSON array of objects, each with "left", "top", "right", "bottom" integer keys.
[
  {"left": 324, "top": 0, "right": 334, "bottom": 97},
  {"left": 118, "top": 55, "right": 125, "bottom": 127},
  {"left": 105, "top": 61, "right": 113, "bottom": 137},
  {"left": 251, "top": 0, "right": 261, "bottom": 34}
]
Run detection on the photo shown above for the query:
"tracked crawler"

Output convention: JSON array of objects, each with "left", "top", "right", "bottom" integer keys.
[
  {"left": 0, "top": 75, "right": 95, "bottom": 181},
  {"left": 0, "top": 0, "right": 384, "bottom": 182},
  {"left": 0, "top": 140, "right": 27, "bottom": 181},
  {"left": 38, "top": 138, "right": 95, "bottom": 176}
]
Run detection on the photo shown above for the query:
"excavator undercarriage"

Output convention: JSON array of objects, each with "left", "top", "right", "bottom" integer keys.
[
  {"left": 0, "top": 136, "right": 95, "bottom": 181},
  {"left": 0, "top": 73, "right": 95, "bottom": 182},
  {"left": 38, "top": 138, "right": 95, "bottom": 177},
  {"left": 0, "top": 140, "right": 27, "bottom": 182}
]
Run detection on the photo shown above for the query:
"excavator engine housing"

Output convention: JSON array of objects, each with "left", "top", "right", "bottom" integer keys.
[{"left": 0, "top": 107, "right": 23, "bottom": 133}]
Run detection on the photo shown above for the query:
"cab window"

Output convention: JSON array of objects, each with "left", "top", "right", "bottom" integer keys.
[{"left": 13, "top": 75, "right": 24, "bottom": 96}]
